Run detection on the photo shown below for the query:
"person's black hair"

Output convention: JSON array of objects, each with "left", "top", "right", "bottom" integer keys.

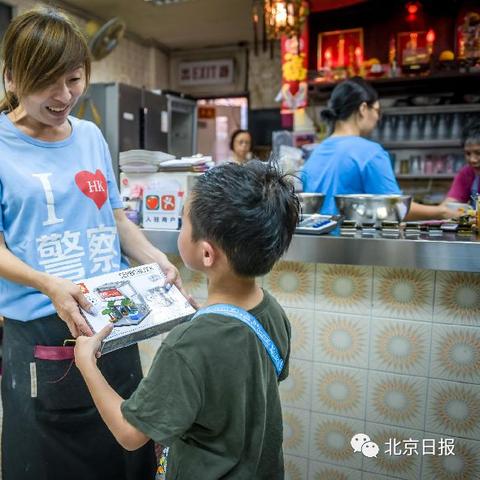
[
  {"left": 463, "top": 119, "right": 480, "bottom": 146},
  {"left": 321, "top": 76, "right": 379, "bottom": 123},
  {"left": 229, "top": 129, "right": 252, "bottom": 151},
  {"left": 189, "top": 160, "right": 300, "bottom": 277}
]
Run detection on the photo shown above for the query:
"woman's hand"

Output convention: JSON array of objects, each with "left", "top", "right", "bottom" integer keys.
[
  {"left": 42, "top": 276, "right": 95, "bottom": 337},
  {"left": 438, "top": 203, "right": 461, "bottom": 220},
  {"left": 75, "top": 324, "right": 113, "bottom": 373},
  {"left": 155, "top": 251, "right": 182, "bottom": 288},
  {"left": 153, "top": 251, "right": 199, "bottom": 309}
]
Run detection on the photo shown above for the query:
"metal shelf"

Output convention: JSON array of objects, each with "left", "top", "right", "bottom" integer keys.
[
  {"left": 396, "top": 174, "right": 455, "bottom": 180},
  {"left": 382, "top": 104, "right": 480, "bottom": 115},
  {"left": 308, "top": 71, "right": 480, "bottom": 103},
  {"left": 383, "top": 140, "right": 462, "bottom": 149}
]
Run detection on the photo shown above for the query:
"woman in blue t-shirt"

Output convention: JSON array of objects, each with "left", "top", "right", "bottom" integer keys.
[
  {"left": 302, "top": 77, "right": 454, "bottom": 219},
  {"left": 0, "top": 8, "right": 186, "bottom": 480}
]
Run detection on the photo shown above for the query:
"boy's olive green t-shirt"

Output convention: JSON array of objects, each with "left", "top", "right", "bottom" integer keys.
[{"left": 121, "top": 289, "right": 290, "bottom": 480}]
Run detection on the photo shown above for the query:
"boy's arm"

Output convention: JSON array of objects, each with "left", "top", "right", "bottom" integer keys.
[{"left": 74, "top": 325, "right": 150, "bottom": 451}]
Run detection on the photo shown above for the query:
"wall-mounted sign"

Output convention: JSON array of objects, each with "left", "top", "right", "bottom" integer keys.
[
  {"left": 178, "top": 59, "right": 234, "bottom": 86},
  {"left": 198, "top": 106, "right": 216, "bottom": 119}
]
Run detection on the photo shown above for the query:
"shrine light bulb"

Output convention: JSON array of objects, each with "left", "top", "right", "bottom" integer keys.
[
  {"left": 406, "top": 1, "right": 420, "bottom": 15},
  {"left": 426, "top": 29, "right": 435, "bottom": 43},
  {"left": 274, "top": 2, "right": 288, "bottom": 27}
]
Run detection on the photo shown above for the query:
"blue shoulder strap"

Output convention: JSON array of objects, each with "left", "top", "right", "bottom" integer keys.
[{"left": 191, "top": 304, "right": 284, "bottom": 377}]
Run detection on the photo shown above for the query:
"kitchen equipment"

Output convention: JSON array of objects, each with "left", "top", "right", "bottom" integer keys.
[
  {"left": 334, "top": 194, "right": 412, "bottom": 226},
  {"left": 297, "top": 193, "right": 325, "bottom": 214},
  {"left": 73, "top": 84, "right": 197, "bottom": 182},
  {"left": 73, "top": 83, "right": 143, "bottom": 181},
  {"left": 143, "top": 90, "right": 197, "bottom": 158}
]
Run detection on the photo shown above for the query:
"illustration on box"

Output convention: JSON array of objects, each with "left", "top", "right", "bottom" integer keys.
[{"left": 78, "top": 264, "right": 194, "bottom": 351}]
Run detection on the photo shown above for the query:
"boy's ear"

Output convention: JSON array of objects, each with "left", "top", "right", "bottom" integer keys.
[{"left": 200, "top": 240, "right": 216, "bottom": 268}]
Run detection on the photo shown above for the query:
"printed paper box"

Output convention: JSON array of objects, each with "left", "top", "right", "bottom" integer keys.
[{"left": 78, "top": 263, "right": 195, "bottom": 353}]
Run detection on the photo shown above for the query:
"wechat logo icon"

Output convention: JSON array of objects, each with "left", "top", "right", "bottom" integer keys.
[{"left": 351, "top": 433, "right": 379, "bottom": 458}]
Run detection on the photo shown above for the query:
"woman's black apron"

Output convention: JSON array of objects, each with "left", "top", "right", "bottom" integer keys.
[{"left": 1, "top": 314, "right": 156, "bottom": 480}]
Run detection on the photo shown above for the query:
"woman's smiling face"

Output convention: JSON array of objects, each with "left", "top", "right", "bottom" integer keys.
[{"left": 17, "top": 67, "right": 86, "bottom": 128}]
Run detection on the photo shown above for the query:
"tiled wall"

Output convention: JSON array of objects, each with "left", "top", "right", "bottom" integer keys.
[
  {"left": 139, "top": 258, "right": 480, "bottom": 480},
  {"left": 90, "top": 39, "right": 165, "bottom": 90}
]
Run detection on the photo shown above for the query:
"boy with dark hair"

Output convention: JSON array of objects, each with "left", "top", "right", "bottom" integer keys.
[{"left": 74, "top": 161, "right": 300, "bottom": 479}]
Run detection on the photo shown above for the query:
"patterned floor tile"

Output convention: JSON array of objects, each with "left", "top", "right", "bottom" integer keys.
[
  {"left": 264, "top": 261, "right": 316, "bottom": 309},
  {"left": 308, "top": 461, "right": 362, "bottom": 480},
  {"left": 285, "top": 307, "right": 315, "bottom": 361},
  {"left": 283, "top": 407, "right": 311, "bottom": 457},
  {"left": 421, "top": 434, "right": 480, "bottom": 480},
  {"left": 309, "top": 413, "right": 365, "bottom": 469},
  {"left": 285, "top": 455, "right": 308, "bottom": 480},
  {"left": 434, "top": 272, "right": 480, "bottom": 326},
  {"left": 314, "top": 313, "right": 369, "bottom": 369},
  {"left": 315, "top": 264, "right": 373, "bottom": 315},
  {"left": 362, "top": 423, "right": 423, "bottom": 480},
  {"left": 280, "top": 359, "right": 313, "bottom": 410},
  {"left": 369, "top": 318, "right": 431, "bottom": 376},
  {"left": 366, "top": 372, "right": 427, "bottom": 430},
  {"left": 312, "top": 364, "right": 367, "bottom": 420},
  {"left": 362, "top": 473, "right": 404, "bottom": 480},
  {"left": 426, "top": 379, "right": 480, "bottom": 441},
  {"left": 372, "top": 267, "right": 434, "bottom": 321},
  {"left": 430, "top": 324, "right": 480, "bottom": 384}
]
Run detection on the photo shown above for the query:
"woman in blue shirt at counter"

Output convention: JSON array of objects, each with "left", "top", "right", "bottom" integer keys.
[{"left": 302, "top": 77, "right": 454, "bottom": 220}]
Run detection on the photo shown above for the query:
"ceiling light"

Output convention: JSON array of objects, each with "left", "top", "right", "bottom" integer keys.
[
  {"left": 252, "top": 0, "right": 309, "bottom": 41},
  {"left": 144, "top": 0, "right": 191, "bottom": 5}
]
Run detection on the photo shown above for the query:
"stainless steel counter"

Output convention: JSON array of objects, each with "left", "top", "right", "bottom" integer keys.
[{"left": 143, "top": 229, "right": 480, "bottom": 273}]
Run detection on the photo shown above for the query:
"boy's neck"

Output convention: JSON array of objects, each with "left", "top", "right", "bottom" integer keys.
[{"left": 205, "top": 272, "right": 263, "bottom": 311}]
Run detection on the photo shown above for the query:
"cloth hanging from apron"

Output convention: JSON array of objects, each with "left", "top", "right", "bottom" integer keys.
[{"left": 1, "top": 314, "right": 156, "bottom": 480}]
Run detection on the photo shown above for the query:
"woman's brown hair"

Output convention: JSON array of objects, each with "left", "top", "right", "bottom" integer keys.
[{"left": 0, "top": 7, "right": 91, "bottom": 112}]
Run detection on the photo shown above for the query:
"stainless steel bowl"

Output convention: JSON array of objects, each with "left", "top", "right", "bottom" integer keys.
[
  {"left": 297, "top": 193, "right": 325, "bottom": 214},
  {"left": 334, "top": 194, "right": 412, "bottom": 225}
]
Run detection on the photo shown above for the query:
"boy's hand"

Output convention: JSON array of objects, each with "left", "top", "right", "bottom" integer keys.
[{"left": 75, "top": 324, "right": 113, "bottom": 373}]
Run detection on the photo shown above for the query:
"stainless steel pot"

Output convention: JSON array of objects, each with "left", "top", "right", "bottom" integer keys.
[
  {"left": 334, "top": 194, "right": 412, "bottom": 225},
  {"left": 297, "top": 193, "right": 325, "bottom": 214}
]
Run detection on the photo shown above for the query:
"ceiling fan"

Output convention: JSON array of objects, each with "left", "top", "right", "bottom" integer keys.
[{"left": 85, "top": 17, "right": 126, "bottom": 61}]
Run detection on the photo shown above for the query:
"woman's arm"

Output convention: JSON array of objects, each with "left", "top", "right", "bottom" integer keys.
[
  {"left": 0, "top": 233, "right": 94, "bottom": 336},
  {"left": 405, "top": 202, "right": 458, "bottom": 221}
]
